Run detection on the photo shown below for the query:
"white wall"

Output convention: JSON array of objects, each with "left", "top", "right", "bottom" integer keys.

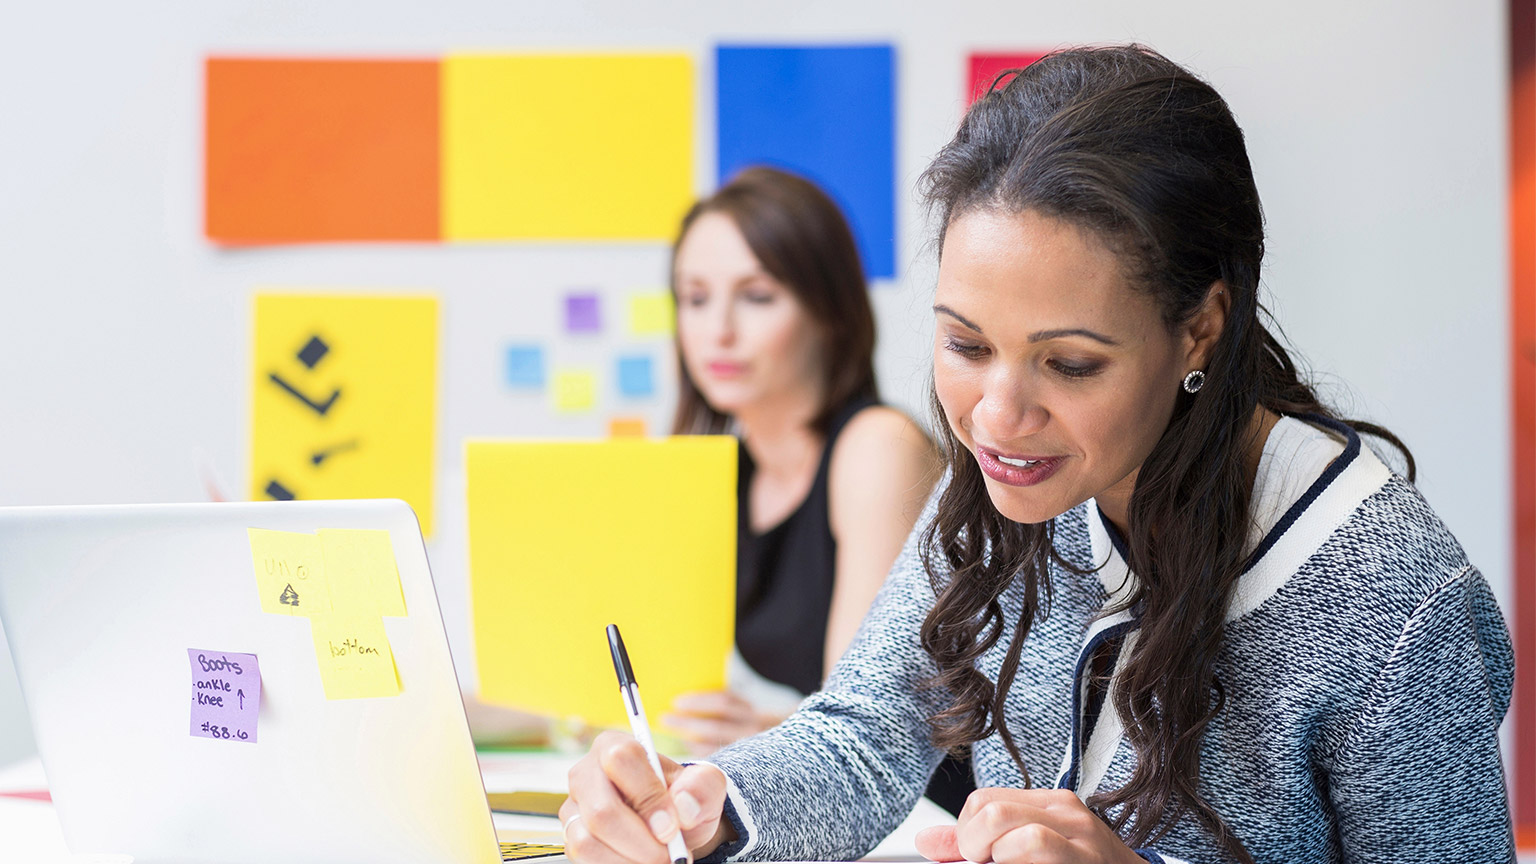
[{"left": 0, "top": 0, "right": 1509, "bottom": 769}]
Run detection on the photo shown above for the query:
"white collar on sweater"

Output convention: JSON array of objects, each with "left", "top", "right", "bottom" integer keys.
[
  {"left": 1085, "top": 415, "right": 1393, "bottom": 621},
  {"left": 1066, "top": 416, "right": 1395, "bottom": 800}
]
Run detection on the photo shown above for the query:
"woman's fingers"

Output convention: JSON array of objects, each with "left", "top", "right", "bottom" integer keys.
[
  {"left": 565, "top": 732, "right": 673, "bottom": 864},
  {"left": 955, "top": 788, "right": 1133, "bottom": 864},
  {"left": 989, "top": 821, "right": 1073, "bottom": 864},
  {"left": 661, "top": 712, "right": 755, "bottom": 750},
  {"left": 667, "top": 763, "right": 730, "bottom": 849},
  {"left": 597, "top": 736, "right": 687, "bottom": 847},
  {"left": 669, "top": 691, "right": 756, "bottom": 722},
  {"left": 914, "top": 825, "right": 964, "bottom": 862}
]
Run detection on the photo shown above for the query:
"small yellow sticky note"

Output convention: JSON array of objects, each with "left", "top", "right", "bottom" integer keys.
[
  {"left": 248, "top": 528, "right": 332, "bottom": 616},
  {"left": 554, "top": 371, "right": 597, "bottom": 414},
  {"left": 628, "top": 293, "right": 675, "bottom": 336},
  {"left": 466, "top": 437, "right": 736, "bottom": 727},
  {"left": 318, "top": 528, "right": 407, "bottom": 617},
  {"left": 309, "top": 613, "right": 401, "bottom": 699}
]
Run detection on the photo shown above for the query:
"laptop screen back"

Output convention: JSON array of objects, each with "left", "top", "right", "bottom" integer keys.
[{"left": 0, "top": 499, "right": 501, "bottom": 864}]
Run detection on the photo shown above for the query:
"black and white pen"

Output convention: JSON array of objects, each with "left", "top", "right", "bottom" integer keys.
[{"left": 606, "top": 623, "right": 690, "bottom": 864}]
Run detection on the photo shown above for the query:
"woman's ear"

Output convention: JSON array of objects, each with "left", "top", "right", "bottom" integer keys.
[{"left": 1182, "top": 281, "right": 1230, "bottom": 370}]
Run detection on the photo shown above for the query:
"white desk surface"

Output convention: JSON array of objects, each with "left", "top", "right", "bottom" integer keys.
[{"left": 0, "top": 751, "right": 952, "bottom": 863}]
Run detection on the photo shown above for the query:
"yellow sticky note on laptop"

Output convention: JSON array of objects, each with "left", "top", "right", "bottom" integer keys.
[
  {"left": 466, "top": 437, "right": 735, "bottom": 728},
  {"left": 248, "top": 527, "right": 332, "bottom": 616},
  {"left": 318, "top": 528, "right": 407, "bottom": 616},
  {"left": 309, "top": 613, "right": 401, "bottom": 699}
]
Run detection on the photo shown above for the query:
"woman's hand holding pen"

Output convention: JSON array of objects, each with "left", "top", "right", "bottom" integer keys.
[{"left": 562, "top": 730, "right": 735, "bottom": 864}]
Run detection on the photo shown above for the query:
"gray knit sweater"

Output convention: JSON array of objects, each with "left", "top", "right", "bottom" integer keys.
[{"left": 705, "top": 417, "right": 1515, "bottom": 863}]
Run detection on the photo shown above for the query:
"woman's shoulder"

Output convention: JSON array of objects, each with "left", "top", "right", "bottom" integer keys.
[{"left": 827, "top": 406, "right": 939, "bottom": 492}]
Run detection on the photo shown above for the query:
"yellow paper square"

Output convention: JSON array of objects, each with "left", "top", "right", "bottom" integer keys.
[
  {"left": 466, "top": 437, "right": 736, "bottom": 728},
  {"left": 318, "top": 528, "right": 407, "bottom": 617},
  {"left": 250, "top": 294, "right": 437, "bottom": 536},
  {"left": 628, "top": 292, "right": 675, "bottom": 336},
  {"left": 442, "top": 53, "right": 695, "bottom": 240},
  {"left": 553, "top": 370, "right": 597, "bottom": 414},
  {"left": 309, "top": 613, "right": 401, "bottom": 699},
  {"left": 248, "top": 527, "right": 332, "bottom": 616}
]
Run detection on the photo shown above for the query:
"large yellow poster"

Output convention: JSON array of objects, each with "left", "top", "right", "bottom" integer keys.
[
  {"left": 441, "top": 53, "right": 695, "bottom": 240},
  {"left": 466, "top": 437, "right": 735, "bottom": 728},
  {"left": 251, "top": 294, "right": 437, "bottom": 535}
]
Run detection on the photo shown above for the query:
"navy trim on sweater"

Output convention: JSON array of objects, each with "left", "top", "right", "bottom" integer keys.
[
  {"left": 1056, "top": 618, "right": 1139, "bottom": 792},
  {"left": 1239, "top": 414, "right": 1360, "bottom": 576}
]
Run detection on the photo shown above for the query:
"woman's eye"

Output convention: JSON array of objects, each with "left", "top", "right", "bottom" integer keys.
[
  {"left": 682, "top": 293, "right": 709, "bottom": 308},
  {"left": 943, "top": 336, "right": 988, "bottom": 359},
  {"left": 745, "top": 292, "right": 776, "bottom": 304},
  {"left": 1049, "top": 359, "right": 1103, "bottom": 379}
]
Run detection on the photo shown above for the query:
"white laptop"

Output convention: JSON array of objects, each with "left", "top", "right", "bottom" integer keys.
[{"left": 0, "top": 499, "right": 567, "bottom": 864}]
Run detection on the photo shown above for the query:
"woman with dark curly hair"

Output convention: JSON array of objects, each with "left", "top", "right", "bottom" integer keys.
[{"left": 557, "top": 45, "right": 1515, "bottom": 864}]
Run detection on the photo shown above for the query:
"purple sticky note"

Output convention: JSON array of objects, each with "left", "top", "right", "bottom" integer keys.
[
  {"left": 565, "top": 292, "right": 602, "bottom": 334},
  {"left": 188, "top": 649, "right": 260, "bottom": 743}
]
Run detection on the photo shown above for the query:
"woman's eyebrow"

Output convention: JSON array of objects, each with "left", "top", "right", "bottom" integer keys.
[
  {"left": 1028, "top": 328, "right": 1119, "bottom": 346},
  {"left": 933, "top": 304, "right": 982, "bottom": 333},
  {"left": 934, "top": 305, "right": 1120, "bottom": 347}
]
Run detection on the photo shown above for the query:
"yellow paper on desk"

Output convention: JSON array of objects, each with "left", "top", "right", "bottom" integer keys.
[
  {"left": 466, "top": 437, "right": 735, "bottom": 728},
  {"left": 248, "top": 527, "right": 332, "bottom": 615},
  {"left": 310, "top": 613, "right": 401, "bottom": 699},
  {"left": 319, "top": 528, "right": 407, "bottom": 616}
]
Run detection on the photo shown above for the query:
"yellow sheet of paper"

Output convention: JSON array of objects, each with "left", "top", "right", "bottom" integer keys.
[
  {"left": 628, "top": 292, "right": 675, "bottom": 336},
  {"left": 250, "top": 293, "right": 438, "bottom": 536},
  {"left": 466, "top": 437, "right": 735, "bottom": 728},
  {"left": 318, "top": 528, "right": 407, "bottom": 617},
  {"left": 309, "top": 613, "right": 401, "bottom": 699},
  {"left": 553, "top": 370, "right": 597, "bottom": 414},
  {"left": 248, "top": 527, "right": 332, "bottom": 616},
  {"left": 441, "top": 53, "right": 694, "bottom": 240}
]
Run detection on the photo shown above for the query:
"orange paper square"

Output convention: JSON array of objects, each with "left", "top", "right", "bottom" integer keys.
[
  {"left": 608, "top": 417, "right": 648, "bottom": 438},
  {"left": 206, "top": 58, "right": 440, "bottom": 243}
]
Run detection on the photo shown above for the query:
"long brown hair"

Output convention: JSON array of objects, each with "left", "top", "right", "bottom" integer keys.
[
  {"left": 669, "top": 166, "right": 877, "bottom": 435},
  {"left": 916, "top": 45, "right": 1413, "bottom": 860}
]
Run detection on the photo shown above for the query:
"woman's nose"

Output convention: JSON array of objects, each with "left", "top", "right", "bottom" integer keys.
[{"left": 971, "top": 369, "right": 1048, "bottom": 442}]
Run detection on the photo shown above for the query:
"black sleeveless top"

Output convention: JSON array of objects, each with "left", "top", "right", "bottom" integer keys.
[
  {"left": 734, "top": 399, "right": 873, "bottom": 696},
  {"left": 733, "top": 399, "right": 975, "bottom": 817}
]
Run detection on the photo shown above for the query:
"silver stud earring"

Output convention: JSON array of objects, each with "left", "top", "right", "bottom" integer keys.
[{"left": 1182, "top": 370, "right": 1206, "bottom": 394}]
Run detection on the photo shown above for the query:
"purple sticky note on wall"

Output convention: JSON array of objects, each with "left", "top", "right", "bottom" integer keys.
[
  {"left": 565, "top": 292, "right": 602, "bottom": 334},
  {"left": 188, "top": 649, "right": 260, "bottom": 743}
]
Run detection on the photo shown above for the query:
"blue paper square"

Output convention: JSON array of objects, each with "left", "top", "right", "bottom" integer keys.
[
  {"left": 616, "top": 355, "right": 654, "bottom": 398},
  {"left": 505, "top": 345, "right": 546, "bottom": 388},
  {"left": 716, "top": 44, "right": 897, "bottom": 280}
]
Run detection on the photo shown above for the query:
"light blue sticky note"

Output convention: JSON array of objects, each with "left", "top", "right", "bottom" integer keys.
[
  {"left": 716, "top": 44, "right": 897, "bottom": 280},
  {"left": 616, "top": 355, "right": 654, "bottom": 398},
  {"left": 506, "top": 345, "right": 546, "bottom": 388}
]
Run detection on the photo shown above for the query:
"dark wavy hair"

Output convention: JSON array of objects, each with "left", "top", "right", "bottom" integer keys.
[
  {"left": 916, "top": 45, "right": 1413, "bottom": 861},
  {"left": 669, "top": 166, "right": 877, "bottom": 435}
]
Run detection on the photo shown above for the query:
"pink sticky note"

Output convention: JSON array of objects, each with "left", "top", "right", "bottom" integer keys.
[{"left": 188, "top": 649, "right": 260, "bottom": 743}]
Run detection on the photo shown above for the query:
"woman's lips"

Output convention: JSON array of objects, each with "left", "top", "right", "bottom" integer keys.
[
  {"left": 975, "top": 446, "right": 1065, "bottom": 487},
  {"left": 706, "top": 361, "right": 746, "bottom": 378}
]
